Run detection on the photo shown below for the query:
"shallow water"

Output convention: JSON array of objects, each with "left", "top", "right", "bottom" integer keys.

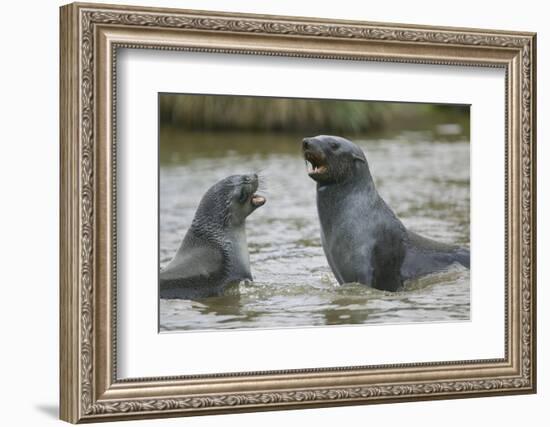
[{"left": 159, "top": 130, "right": 470, "bottom": 332}]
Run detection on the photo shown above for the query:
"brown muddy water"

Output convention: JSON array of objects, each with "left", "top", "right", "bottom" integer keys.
[{"left": 159, "top": 130, "right": 470, "bottom": 332}]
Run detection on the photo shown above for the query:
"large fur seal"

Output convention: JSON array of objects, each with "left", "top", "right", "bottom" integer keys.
[
  {"left": 160, "top": 174, "right": 266, "bottom": 299},
  {"left": 302, "top": 135, "right": 469, "bottom": 292}
]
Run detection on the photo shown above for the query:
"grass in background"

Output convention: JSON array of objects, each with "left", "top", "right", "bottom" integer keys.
[{"left": 160, "top": 93, "right": 470, "bottom": 136}]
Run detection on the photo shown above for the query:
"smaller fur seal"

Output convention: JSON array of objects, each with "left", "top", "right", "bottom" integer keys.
[
  {"left": 302, "top": 135, "right": 469, "bottom": 292},
  {"left": 160, "top": 174, "right": 266, "bottom": 299}
]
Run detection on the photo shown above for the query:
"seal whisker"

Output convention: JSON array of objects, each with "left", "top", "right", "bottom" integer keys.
[
  {"left": 257, "top": 181, "right": 269, "bottom": 190},
  {"left": 253, "top": 168, "right": 268, "bottom": 179}
]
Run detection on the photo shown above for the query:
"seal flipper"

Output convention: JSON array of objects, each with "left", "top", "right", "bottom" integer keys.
[
  {"left": 370, "top": 226, "right": 406, "bottom": 292},
  {"left": 320, "top": 228, "right": 345, "bottom": 284},
  {"left": 452, "top": 247, "right": 470, "bottom": 269},
  {"left": 401, "top": 230, "right": 470, "bottom": 280}
]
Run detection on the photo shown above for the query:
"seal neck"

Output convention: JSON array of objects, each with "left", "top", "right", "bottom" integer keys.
[
  {"left": 188, "top": 185, "right": 234, "bottom": 240},
  {"left": 190, "top": 209, "right": 227, "bottom": 240},
  {"left": 189, "top": 205, "right": 248, "bottom": 252},
  {"left": 356, "top": 164, "right": 377, "bottom": 195},
  {"left": 317, "top": 163, "right": 378, "bottom": 198}
]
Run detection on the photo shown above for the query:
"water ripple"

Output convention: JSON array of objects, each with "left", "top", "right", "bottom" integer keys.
[{"left": 160, "top": 134, "right": 470, "bottom": 332}]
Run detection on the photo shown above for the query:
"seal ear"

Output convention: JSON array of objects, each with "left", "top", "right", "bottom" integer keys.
[{"left": 352, "top": 153, "right": 366, "bottom": 163}]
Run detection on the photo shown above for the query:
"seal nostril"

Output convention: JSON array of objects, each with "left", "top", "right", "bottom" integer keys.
[{"left": 303, "top": 139, "right": 310, "bottom": 150}]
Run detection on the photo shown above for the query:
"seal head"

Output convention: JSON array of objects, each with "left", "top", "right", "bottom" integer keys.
[
  {"left": 160, "top": 173, "right": 265, "bottom": 299},
  {"left": 190, "top": 173, "right": 265, "bottom": 231},
  {"left": 303, "top": 135, "right": 367, "bottom": 185}
]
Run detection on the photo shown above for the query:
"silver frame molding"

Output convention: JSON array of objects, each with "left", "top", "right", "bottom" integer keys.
[{"left": 60, "top": 2, "right": 536, "bottom": 423}]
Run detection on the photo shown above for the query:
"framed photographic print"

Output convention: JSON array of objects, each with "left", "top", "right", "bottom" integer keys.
[{"left": 59, "top": 2, "right": 537, "bottom": 423}]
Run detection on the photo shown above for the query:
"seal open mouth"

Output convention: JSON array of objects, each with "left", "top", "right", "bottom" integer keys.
[
  {"left": 304, "top": 151, "right": 328, "bottom": 177},
  {"left": 251, "top": 194, "right": 266, "bottom": 207}
]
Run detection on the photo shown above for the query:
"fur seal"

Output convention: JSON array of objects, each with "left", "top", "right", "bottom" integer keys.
[
  {"left": 160, "top": 174, "right": 266, "bottom": 299},
  {"left": 302, "top": 135, "right": 469, "bottom": 292}
]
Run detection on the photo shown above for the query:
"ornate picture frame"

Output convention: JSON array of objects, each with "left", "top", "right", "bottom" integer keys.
[{"left": 60, "top": 2, "right": 536, "bottom": 423}]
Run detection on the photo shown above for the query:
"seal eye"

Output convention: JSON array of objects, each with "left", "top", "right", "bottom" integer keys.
[{"left": 329, "top": 141, "right": 339, "bottom": 150}]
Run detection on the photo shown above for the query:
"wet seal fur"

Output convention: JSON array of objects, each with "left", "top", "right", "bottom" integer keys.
[
  {"left": 303, "top": 135, "right": 470, "bottom": 292},
  {"left": 160, "top": 174, "right": 266, "bottom": 299}
]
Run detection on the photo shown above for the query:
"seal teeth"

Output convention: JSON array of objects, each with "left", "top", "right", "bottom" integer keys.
[
  {"left": 305, "top": 152, "right": 327, "bottom": 175},
  {"left": 251, "top": 194, "right": 266, "bottom": 207},
  {"left": 309, "top": 164, "right": 327, "bottom": 175}
]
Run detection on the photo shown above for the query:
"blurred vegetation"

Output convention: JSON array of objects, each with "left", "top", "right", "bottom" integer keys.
[{"left": 160, "top": 94, "right": 469, "bottom": 136}]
